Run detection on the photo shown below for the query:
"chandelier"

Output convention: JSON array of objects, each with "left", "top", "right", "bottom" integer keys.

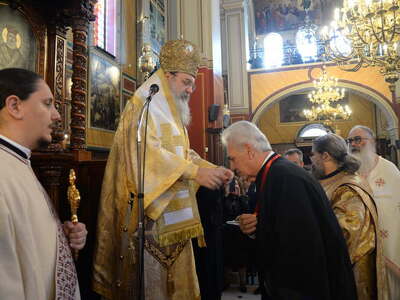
[
  {"left": 321, "top": 0, "right": 400, "bottom": 92},
  {"left": 303, "top": 66, "right": 352, "bottom": 125},
  {"left": 296, "top": 11, "right": 318, "bottom": 62}
]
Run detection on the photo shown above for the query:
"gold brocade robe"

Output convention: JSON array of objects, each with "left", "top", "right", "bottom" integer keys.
[
  {"left": 92, "top": 69, "right": 215, "bottom": 300},
  {"left": 320, "top": 171, "right": 387, "bottom": 300}
]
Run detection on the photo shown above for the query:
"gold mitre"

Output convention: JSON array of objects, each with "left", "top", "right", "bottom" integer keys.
[{"left": 159, "top": 39, "right": 200, "bottom": 77}]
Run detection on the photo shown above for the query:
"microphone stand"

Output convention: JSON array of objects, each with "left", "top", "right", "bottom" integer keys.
[{"left": 136, "top": 86, "right": 158, "bottom": 300}]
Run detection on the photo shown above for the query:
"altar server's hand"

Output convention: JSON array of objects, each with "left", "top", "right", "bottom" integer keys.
[
  {"left": 238, "top": 213, "right": 257, "bottom": 235},
  {"left": 196, "top": 167, "right": 233, "bottom": 190},
  {"left": 63, "top": 221, "right": 88, "bottom": 250}
]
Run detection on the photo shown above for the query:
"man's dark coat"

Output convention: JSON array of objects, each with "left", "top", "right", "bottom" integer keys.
[{"left": 256, "top": 154, "right": 357, "bottom": 300}]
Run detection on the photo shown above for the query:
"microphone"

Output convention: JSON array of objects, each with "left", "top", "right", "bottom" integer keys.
[
  {"left": 139, "top": 84, "right": 159, "bottom": 141},
  {"left": 136, "top": 84, "right": 159, "bottom": 300},
  {"left": 149, "top": 84, "right": 159, "bottom": 97}
]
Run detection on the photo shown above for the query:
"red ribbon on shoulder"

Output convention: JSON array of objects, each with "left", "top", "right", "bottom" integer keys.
[{"left": 254, "top": 154, "right": 280, "bottom": 216}]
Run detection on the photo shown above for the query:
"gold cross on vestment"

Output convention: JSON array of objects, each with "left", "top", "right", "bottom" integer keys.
[{"left": 160, "top": 123, "right": 186, "bottom": 154}]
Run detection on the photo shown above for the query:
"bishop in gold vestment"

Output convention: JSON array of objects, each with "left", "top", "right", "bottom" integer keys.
[
  {"left": 92, "top": 40, "right": 232, "bottom": 300},
  {"left": 312, "top": 133, "right": 387, "bottom": 300}
]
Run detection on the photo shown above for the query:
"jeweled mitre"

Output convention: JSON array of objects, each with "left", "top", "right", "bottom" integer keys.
[{"left": 159, "top": 39, "right": 200, "bottom": 77}]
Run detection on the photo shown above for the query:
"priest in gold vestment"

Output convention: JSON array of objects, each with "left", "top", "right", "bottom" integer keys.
[
  {"left": 92, "top": 40, "right": 233, "bottom": 300},
  {"left": 311, "top": 133, "right": 387, "bottom": 300}
]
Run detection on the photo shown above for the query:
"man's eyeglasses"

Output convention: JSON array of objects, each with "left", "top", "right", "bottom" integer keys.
[
  {"left": 346, "top": 136, "right": 369, "bottom": 144},
  {"left": 182, "top": 78, "right": 196, "bottom": 91}
]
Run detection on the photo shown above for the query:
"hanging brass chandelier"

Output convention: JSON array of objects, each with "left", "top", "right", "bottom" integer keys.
[
  {"left": 321, "top": 0, "right": 400, "bottom": 92},
  {"left": 303, "top": 66, "right": 352, "bottom": 125}
]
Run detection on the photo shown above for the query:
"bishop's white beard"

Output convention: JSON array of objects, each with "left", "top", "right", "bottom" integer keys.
[
  {"left": 173, "top": 94, "right": 192, "bottom": 127},
  {"left": 351, "top": 142, "right": 376, "bottom": 175}
]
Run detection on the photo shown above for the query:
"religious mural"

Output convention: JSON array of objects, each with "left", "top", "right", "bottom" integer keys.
[
  {"left": 89, "top": 51, "right": 121, "bottom": 131},
  {"left": 279, "top": 93, "right": 349, "bottom": 123},
  {"left": 0, "top": 4, "right": 36, "bottom": 71},
  {"left": 253, "top": 0, "right": 342, "bottom": 36},
  {"left": 149, "top": 0, "right": 166, "bottom": 55}
]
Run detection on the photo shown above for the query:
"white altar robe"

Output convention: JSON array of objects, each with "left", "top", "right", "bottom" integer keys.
[
  {"left": 0, "top": 144, "right": 80, "bottom": 300},
  {"left": 367, "top": 156, "right": 400, "bottom": 300}
]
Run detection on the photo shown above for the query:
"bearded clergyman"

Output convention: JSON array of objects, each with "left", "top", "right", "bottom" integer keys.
[
  {"left": 348, "top": 125, "right": 400, "bottom": 300},
  {"left": 311, "top": 133, "right": 387, "bottom": 300},
  {"left": 92, "top": 39, "right": 233, "bottom": 300}
]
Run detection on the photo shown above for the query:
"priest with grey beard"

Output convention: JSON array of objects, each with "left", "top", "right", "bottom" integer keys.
[{"left": 348, "top": 125, "right": 400, "bottom": 300}]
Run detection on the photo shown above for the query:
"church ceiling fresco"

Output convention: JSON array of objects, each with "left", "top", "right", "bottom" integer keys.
[{"left": 253, "top": 0, "right": 343, "bottom": 36}]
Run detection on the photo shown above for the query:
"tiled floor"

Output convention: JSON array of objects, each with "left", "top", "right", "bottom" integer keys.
[{"left": 222, "top": 285, "right": 261, "bottom": 300}]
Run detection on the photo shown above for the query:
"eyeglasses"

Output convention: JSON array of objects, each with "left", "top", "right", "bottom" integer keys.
[
  {"left": 346, "top": 136, "right": 369, "bottom": 144},
  {"left": 181, "top": 78, "right": 196, "bottom": 91}
]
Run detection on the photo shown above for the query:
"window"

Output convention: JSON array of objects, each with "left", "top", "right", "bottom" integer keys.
[
  {"left": 329, "top": 29, "right": 352, "bottom": 57},
  {"left": 298, "top": 123, "right": 330, "bottom": 138},
  {"left": 296, "top": 28, "right": 318, "bottom": 63},
  {"left": 263, "top": 33, "right": 283, "bottom": 68},
  {"left": 93, "top": 0, "right": 117, "bottom": 57}
]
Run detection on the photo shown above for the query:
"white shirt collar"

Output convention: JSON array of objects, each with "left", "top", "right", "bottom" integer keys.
[
  {"left": 261, "top": 151, "right": 275, "bottom": 167},
  {"left": 0, "top": 135, "right": 31, "bottom": 159},
  {"left": 255, "top": 151, "right": 275, "bottom": 179}
]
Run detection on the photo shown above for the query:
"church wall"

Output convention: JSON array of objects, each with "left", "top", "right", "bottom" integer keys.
[
  {"left": 258, "top": 92, "right": 376, "bottom": 144},
  {"left": 188, "top": 67, "right": 212, "bottom": 159},
  {"left": 249, "top": 64, "right": 393, "bottom": 113},
  {"left": 246, "top": 63, "right": 398, "bottom": 144},
  {"left": 121, "top": 0, "right": 137, "bottom": 78}
]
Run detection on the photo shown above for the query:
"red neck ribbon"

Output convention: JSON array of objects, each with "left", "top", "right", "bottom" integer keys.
[{"left": 254, "top": 154, "right": 281, "bottom": 216}]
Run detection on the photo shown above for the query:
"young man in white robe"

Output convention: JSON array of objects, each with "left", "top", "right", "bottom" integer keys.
[
  {"left": 0, "top": 68, "right": 88, "bottom": 300},
  {"left": 348, "top": 125, "right": 400, "bottom": 300}
]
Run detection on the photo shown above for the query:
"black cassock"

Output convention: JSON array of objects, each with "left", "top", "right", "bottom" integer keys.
[
  {"left": 256, "top": 154, "right": 357, "bottom": 300},
  {"left": 192, "top": 187, "right": 224, "bottom": 300}
]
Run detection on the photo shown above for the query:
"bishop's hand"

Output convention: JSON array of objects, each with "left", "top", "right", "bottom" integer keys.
[{"left": 195, "top": 167, "right": 232, "bottom": 190}]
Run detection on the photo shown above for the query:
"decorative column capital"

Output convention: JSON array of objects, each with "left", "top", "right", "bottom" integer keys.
[
  {"left": 221, "top": 0, "right": 247, "bottom": 11},
  {"left": 70, "top": 0, "right": 97, "bottom": 23}
]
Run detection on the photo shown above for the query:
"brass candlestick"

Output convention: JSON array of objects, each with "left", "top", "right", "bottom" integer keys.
[{"left": 68, "top": 168, "right": 81, "bottom": 260}]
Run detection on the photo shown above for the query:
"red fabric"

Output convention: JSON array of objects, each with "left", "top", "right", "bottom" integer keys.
[{"left": 254, "top": 154, "right": 281, "bottom": 216}]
